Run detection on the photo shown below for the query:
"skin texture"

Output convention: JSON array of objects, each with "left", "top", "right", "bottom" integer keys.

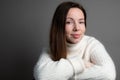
[
  {"left": 65, "top": 8, "right": 93, "bottom": 68},
  {"left": 65, "top": 8, "right": 86, "bottom": 44}
]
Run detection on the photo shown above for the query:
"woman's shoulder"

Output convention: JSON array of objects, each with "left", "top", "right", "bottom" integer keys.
[
  {"left": 84, "top": 35, "right": 96, "bottom": 41},
  {"left": 37, "top": 47, "right": 51, "bottom": 60},
  {"left": 83, "top": 35, "right": 103, "bottom": 46}
]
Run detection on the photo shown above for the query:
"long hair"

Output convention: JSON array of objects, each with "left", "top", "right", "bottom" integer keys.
[{"left": 49, "top": 1, "right": 87, "bottom": 61}]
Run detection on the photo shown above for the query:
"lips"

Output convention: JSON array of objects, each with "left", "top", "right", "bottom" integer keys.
[{"left": 71, "top": 34, "right": 80, "bottom": 39}]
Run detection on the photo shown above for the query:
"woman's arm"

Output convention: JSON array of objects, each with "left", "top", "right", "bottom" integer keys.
[
  {"left": 79, "top": 41, "right": 116, "bottom": 80},
  {"left": 34, "top": 49, "right": 84, "bottom": 80}
]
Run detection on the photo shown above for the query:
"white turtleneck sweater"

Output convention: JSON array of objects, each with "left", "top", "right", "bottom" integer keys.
[{"left": 34, "top": 35, "right": 116, "bottom": 80}]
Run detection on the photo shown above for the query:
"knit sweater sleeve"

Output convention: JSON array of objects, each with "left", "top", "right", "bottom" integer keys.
[
  {"left": 33, "top": 49, "right": 84, "bottom": 80},
  {"left": 79, "top": 40, "right": 116, "bottom": 80}
]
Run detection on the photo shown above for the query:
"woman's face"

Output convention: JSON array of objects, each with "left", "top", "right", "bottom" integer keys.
[{"left": 65, "top": 8, "right": 86, "bottom": 44}]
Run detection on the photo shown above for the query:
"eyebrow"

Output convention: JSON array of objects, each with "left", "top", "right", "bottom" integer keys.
[{"left": 66, "top": 17, "right": 84, "bottom": 21}]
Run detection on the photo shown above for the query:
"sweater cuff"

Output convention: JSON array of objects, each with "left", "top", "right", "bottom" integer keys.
[{"left": 67, "top": 55, "right": 85, "bottom": 75}]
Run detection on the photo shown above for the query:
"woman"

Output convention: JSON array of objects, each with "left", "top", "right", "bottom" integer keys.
[{"left": 34, "top": 1, "right": 116, "bottom": 80}]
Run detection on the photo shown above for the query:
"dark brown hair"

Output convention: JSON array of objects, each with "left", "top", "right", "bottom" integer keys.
[{"left": 49, "top": 1, "right": 86, "bottom": 61}]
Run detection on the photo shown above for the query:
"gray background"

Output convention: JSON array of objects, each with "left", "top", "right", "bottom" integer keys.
[{"left": 0, "top": 0, "right": 120, "bottom": 80}]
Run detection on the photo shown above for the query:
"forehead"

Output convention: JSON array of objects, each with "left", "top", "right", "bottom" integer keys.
[{"left": 66, "top": 8, "right": 84, "bottom": 18}]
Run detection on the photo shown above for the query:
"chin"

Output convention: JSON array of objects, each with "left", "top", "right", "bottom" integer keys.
[
  {"left": 71, "top": 39, "right": 80, "bottom": 44},
  {"left": 72, "top": 35, "right": 83, "bottom": 44},
  {"left": 73, "top": 41, "right": 79, "bottom": 44},
  {"left": 67, "top": 36, "right": 82, "bottom": 44}
]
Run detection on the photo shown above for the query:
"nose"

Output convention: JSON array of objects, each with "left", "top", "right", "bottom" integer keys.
[{"left": 73, "top": 22, "right": 80, "bottom": 31}]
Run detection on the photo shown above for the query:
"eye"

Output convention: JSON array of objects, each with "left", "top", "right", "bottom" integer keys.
[
  {"left": 66, "top": 21, "right": 73, "bottom": 24},
  {"left": 66, "top": 21, "right": 70, "bottom": 24},
  {"left": 79, "top": 21, "right": 85, "bottom": 24}
]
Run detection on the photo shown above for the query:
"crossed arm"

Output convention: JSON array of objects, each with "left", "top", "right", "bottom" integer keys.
[{"left": 34, "top": 43, "right": 116, "bottom": 80}]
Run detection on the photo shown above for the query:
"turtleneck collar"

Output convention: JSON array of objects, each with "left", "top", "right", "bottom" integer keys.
[{"left": 66, "top": 35, "right": 85, "bottom": 53}]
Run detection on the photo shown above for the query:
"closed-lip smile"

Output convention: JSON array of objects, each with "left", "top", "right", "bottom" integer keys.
[{"left": 71, "top": 34, "right": 80, "bottom": 39}]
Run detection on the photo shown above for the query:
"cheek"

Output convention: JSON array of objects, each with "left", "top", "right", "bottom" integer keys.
[
  {"left": 81, "top": 26, "right": 86, "bottom": 33},
  {"left": 65, "top": 26, "right": 73, "bottom": 35}
]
